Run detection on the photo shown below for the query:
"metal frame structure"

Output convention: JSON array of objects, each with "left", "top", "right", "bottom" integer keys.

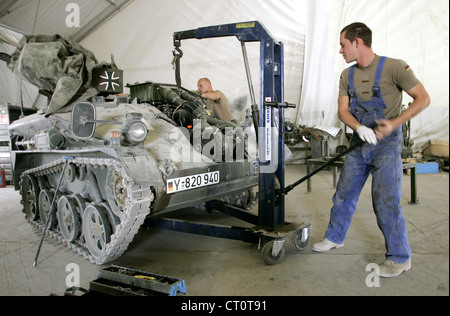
[{"left": 146, "top": 21, "right": 309, "bottom": 264}]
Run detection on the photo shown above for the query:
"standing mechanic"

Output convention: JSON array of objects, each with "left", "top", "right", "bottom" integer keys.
[{"left": 312, "top": 22, "right": 430, "bottom": 278}]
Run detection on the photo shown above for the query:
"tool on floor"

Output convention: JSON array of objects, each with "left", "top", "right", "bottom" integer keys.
[
  {"left": 64, "top": 265, "right": 187, "bottom": 296},
  {"left": 33, "top": 156, "right": 73, "bottom": 267}
]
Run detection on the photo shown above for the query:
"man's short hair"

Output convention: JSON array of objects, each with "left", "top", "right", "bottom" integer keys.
[
  {"left": 198, "top": 78, "right": 212, "bottom": 85},
  {"left": 341, "top": 22, "right": 372, "bottom": 48}
]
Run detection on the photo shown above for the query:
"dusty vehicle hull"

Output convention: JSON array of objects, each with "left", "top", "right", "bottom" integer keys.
[
  {"left": 4, "top": 25, "right": 270, "bottom": 265},
  {"left": 11, "top": 96, "right": 258, "bottom": 264}
]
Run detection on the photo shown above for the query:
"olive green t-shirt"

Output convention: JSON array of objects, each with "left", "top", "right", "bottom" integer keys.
[
  {"left": 339, "top": 55, "right": 420, "bottom": 120},
  {"left": 205, "top": 90, "right": 235, "bottom": 122}
]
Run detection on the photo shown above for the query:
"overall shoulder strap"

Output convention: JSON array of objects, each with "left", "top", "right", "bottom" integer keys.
[
  {"left": 348, "top": 65, "right": 357, "bottom": 98},
  {"left": 372, "top": 56, "right": 386, "bottom": 97}
]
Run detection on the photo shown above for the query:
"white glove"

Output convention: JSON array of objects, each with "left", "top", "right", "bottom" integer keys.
[{"left": 356, "top": 125, "right": 378, "bottom": 145}]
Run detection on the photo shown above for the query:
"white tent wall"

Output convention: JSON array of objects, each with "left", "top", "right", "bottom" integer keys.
[
  {"left": 0, "top": 0, "right": 448, "bottom": 151},
  {"left": 0, "top": 1, "right": 119, "bottom": 39},
  {"left": 81, "top": 0, "right": 449, "bottom": 150},
  {"left": 80, "top": 0, "right": 307, "bottom": 123},
  {"left": 299, "top": 0, "right": 449, "bottom": 149},
  {"left": 0, "top": 29, "right": 47, "bottom": 109}
]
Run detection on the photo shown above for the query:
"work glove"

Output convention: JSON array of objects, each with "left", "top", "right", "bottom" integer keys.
[{"left": 356, "top": 125, "right": 378, "bottom": 145}]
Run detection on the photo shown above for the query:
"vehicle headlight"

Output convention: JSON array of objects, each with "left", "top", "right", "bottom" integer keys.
[
  {"left": 126, "top": 121, "right": 147, "bottom": 143},
  {"left": 121, "top": 113, "right": 148, "bottom": 145}
]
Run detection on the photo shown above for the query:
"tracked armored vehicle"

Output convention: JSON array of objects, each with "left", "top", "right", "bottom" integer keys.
[{"left": 6, "top": 33, "right": 258, "bottom": 265}]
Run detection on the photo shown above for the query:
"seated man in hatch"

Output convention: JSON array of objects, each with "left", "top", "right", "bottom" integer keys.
[{"left": 197, "top": 78, "right": 236, "bottom": 122}]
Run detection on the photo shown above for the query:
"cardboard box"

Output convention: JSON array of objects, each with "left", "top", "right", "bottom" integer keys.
[{"left": 422, "top": 139, "right": 449, "bottom": 157}]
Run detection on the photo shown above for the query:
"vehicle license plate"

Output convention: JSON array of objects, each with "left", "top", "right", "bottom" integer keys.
[{"left": 167, "top": 171, "right": 220, "bottom": 194}]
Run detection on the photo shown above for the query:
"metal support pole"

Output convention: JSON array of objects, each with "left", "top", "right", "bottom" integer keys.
[
  {"left": 257, "top": 40, "right": 285, "bottom": 228},
  {"left": 241, "top": 42, "right": 259, "bottom": 141},
  {"left": 33, "top": 156, "right": 73, "bottom": 267}
]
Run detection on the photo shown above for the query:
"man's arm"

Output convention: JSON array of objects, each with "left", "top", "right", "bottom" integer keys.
[
  {"left": 201, "top": 91, "right": 221, "bottom": 101},
  {"left": 338, "top": 95, "right": 360, "bottom": 130},
  {"left": 375, "top": 82, "right": 431, "bottom": 139}
]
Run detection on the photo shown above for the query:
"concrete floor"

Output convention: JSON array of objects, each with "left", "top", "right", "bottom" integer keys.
[{"left": 0, "top": 164, "right": 448, "bottom": 296}]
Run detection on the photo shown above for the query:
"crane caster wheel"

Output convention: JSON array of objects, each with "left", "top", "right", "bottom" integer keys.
[
  {"left": 292, "top": 226, "right": 310, "bottom": 251},
  {"left": 261, "top": 239, "right": 285, "bottom": 265}
]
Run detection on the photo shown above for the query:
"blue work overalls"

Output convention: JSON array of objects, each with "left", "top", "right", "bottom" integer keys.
[{"left": 325, "top": 57, "right": 412, "bottom": 264}]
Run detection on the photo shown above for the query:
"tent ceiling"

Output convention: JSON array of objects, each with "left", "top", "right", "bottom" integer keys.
[{"left": 0, "top": 0, "right": 133, "bottom": 44}]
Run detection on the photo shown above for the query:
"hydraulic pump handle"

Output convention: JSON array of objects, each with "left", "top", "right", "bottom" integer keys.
[{"left": 277, "top": 139, "right": 362, "bottom": 196}]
